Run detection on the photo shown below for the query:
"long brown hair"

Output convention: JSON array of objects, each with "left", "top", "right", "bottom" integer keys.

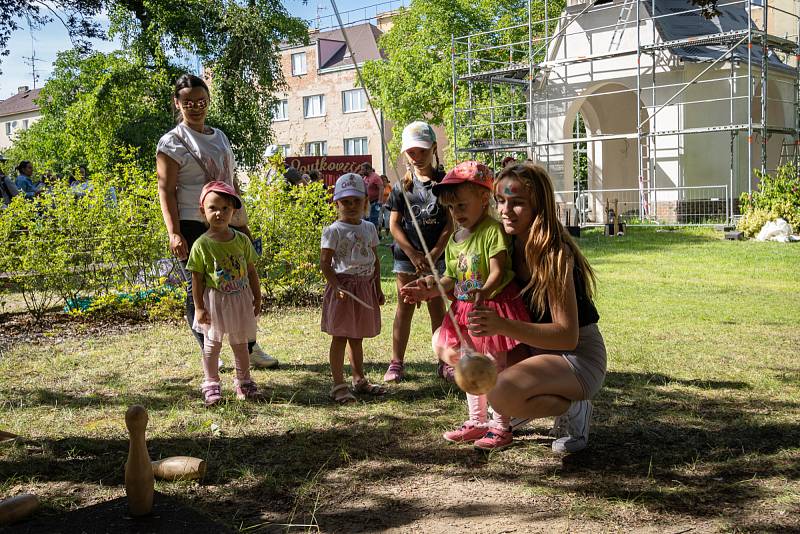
[{"left": 497, "top": 162, "right": 596, "bottom": 316}]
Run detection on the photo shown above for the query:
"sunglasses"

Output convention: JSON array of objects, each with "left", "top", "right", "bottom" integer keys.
[{"left": 179, "top": 99, "right": 209, "bottom": 110}]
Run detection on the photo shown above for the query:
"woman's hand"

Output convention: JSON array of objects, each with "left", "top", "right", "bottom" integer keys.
[
  {"left": 467, "top": 305, "right": 507, "bottom": 337},
  {"left": 170, "top": 232, "right": 188, "bottom": 260},
  {"left": 195, "top": 307, "right": 210, "bottom": 325},
  {"left": 399, "top": 276, "right": 437, "bottom": 304}
]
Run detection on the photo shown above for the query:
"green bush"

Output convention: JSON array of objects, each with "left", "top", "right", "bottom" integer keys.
[
  {"left": 245, "top": 161, "right": 336, "bottom": 304},
  {"left": 0, "top": 149, "right": 168, "bottom": 318},
  {"left": 737, "top": 164, "right": 800, "bottom": 237}
]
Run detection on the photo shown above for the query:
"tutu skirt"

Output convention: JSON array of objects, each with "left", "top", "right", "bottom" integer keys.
[
  {"left": 321, "top": 273, "right": 381, "bottom": 339},
  {"left": 438, "top": 282, "right": 530, "bottom": 355},
  {"left": 192, "top": 286, "right": 258, "bottom": 345}
]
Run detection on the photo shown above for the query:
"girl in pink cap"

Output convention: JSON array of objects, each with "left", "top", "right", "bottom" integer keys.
[
  {"left": 401, "top": 161, "right": 529, "bottom": 450},
  {"left": 186, "top": 181, "right": 263, "bottom": 406}
]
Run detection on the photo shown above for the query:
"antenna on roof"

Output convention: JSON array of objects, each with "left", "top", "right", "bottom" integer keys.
[
  {"left": 315, "top": 2, "right": 329, "bottom": 30},
  {"left": 22, "top": 15, "right": 46, "bottom": 88}
]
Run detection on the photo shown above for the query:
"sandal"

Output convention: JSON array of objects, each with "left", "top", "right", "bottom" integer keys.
[
  {"left": 351, "top": 377, "right": 387, "bottom": 396},
  {"left": 201, "top": 382, "right": 222, "bottom": 407},
  {"left": 329, "top": 383, "right": 356, "bottom": 404}
]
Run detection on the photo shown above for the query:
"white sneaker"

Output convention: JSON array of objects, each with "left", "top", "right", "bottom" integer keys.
[
  {"left": 551, "top": 400, "right": 592, "bottom": 454},
  {"left": 249, "top": 343, "right": 279, "bottom": 369},
  {"left": 510, "top": 417, "right": 532, "bottom": 431}
]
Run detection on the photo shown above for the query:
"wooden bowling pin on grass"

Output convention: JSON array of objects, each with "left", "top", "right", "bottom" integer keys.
[
  {"left": 124, "top": 405, "right": 154, "bottom": 516},
  {"left": 0, "top": 494, "right": 39, "bottom": 525},
  {"left": 151, "top": 456, "right": 207, "bottom": 481}
]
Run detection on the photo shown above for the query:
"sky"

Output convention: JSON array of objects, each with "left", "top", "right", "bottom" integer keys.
[{"left": 0, "top": 0, "right": 406, "bottom": 99}]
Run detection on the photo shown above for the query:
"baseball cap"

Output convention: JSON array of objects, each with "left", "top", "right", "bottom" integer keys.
[
  {"left": 333, "top": 173, "right": 366, "bottom": 201},
  {"left": 401, "top": 121, "right": 436, "bottom": 153},
  {"left": 432, "top": 161, "right": 494, "bottom": 195},
  {"left": 199, "top": 180, "right": 242, "bottom": 209}
]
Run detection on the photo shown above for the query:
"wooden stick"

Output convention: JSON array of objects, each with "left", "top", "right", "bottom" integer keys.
[
  {"left": 338, "top": 289, "right": 374, "bottom": 310},
  {"left": 0, "top": 430, "right": 19, "bottom": 442}
]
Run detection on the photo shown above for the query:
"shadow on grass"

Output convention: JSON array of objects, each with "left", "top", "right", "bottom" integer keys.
[{"left": 1, "top": 370, "right": 797, "bottom": 532}]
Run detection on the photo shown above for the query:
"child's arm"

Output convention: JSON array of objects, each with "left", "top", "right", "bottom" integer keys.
[
  {"left": 247, "top": 261, "right": 261, "bottom": 317},
  {"left": 470, "top": 251, "right": 507, "bottom": 305},
  {"left": 192, "top": 271, "right": 210, "bottom": 325},
  {"left": 371, "top": 246, "right": 385, "bottom": 306},
  {"left": 389, "top": 210, "right": 426, "bottom": 271},
  {"left": 399, "top": 274, "right": 455, "bottom": 304},
  {"left": 428, "top": 213, "right": 454, "bottom": 264},
  {"left": 320, "top": 248, "right": 344, "bottom": 299}
]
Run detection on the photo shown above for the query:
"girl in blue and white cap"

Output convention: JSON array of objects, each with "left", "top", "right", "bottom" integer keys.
[{"left": 320, "top": 173, "right": 387, "bottom": 404}]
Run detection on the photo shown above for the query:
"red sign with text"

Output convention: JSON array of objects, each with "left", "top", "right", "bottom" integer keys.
[{"left": 285, "top": 155, "right": 372, "bottom": 186}]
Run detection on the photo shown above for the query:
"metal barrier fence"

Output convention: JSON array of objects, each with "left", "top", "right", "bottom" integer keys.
[{"left": 554, "top": 185, "right": 731, "bottom": 226}]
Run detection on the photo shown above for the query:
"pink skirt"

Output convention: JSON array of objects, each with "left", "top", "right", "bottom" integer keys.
[
  {"left": 438, "top": 282, "right": 530, "bottom": 355},
  {"left": 192, "top": 286, "right": 258, "bottom": 345},
  {"left": 321, "top": 273, "right": 381, "bottom": 339}
]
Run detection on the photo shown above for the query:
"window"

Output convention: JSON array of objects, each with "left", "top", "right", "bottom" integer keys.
[
  {"left": 342, "top": 89, "right": 367, "bottom": 113},
  {"left": 291, "top": 52, "right": 307, "bottom": 76},
  {"left": 273, "top": 99, "right": 288, "bottom": 121},
  {"left": 4, "top": 122, "right": 9, "bottom": 135},
  {"left": 303, "top": 95, "right": 326, "bottom": 118},
  {"left": 22, "top": 119, "right": 28, "bottom": 130},
  {"left": 305, "top": 141, "right": 327, "bottom": 156},
  {"left": 278, "top": 144, "right": 291, "bottom": 156},
  {"left": 344, "top": 137, "right": 369, "bottom": 156}
]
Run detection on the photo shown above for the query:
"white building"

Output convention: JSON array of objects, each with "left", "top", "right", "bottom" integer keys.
[
  {"left": 0, "top": 86, "right": 42, "bottom": 152},
  {"left": 454, "top": 0, "right": 799, "bottom": 223}
]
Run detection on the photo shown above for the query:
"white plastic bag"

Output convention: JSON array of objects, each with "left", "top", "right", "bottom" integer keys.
[{"left": 756, "top": 218, "right": 794, "bottom": 242}]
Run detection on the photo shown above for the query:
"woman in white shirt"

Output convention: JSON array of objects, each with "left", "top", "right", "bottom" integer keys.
[{"left": 156, "top": 74, "right": 278, "bottom": 369}]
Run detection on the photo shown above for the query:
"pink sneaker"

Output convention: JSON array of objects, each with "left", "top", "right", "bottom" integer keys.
[
  {"left": 235, "top": 380, "right": 263, "bottom": 401},
  {"left": 443, "top": 422, "right": 488, "bottom": 443},
  {"left": 474, "top": 428, "right": 513, "bottom": 451},
  {"left": 383, "top": 360, "right": 404, "bottom": 382}
]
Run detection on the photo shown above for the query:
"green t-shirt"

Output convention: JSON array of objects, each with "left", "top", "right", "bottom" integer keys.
[
  {"left": 186, "top": 230, "right": 257, "bottom": 293},
  {"left": 444, "top": 216, "right": 514, "bottom": 301}
]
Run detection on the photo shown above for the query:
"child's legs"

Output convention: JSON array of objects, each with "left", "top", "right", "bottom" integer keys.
[
  {"left": 230, "top": 342, "right": 252, "bottom": 384},
  {"left": 347, "top": 338, "right": 364, "bottom": 381},
  {"left": 201, "top": 338, "right": 223, "bottom": 384},
  {"left": 391, "top": 273, "right": 418, "bottom": 363},
  {"left": 426, "top": 296, "right": 446, "bottom": 333},
  {"left": 329, "top": 336, "right": 348, "bottom": 385},
  {"left": 431, "top": 327, "right": 460, "bottom": 366},
  {"left": 489, "top": 351, "right": 510, "bottom": 429},
  {"left": 467, "top": 393, "right": 488, "bottom": 424}
]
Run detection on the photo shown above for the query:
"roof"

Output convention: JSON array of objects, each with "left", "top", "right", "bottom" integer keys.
[
  {"left": 643, "top": 0, "right": 792, "bottom": 72},
  {"left": 286, "top": 23, "right": 384, "bottom": 70},
  {"left": 0, "top": 88, "right": 42, "bottom": 118}
]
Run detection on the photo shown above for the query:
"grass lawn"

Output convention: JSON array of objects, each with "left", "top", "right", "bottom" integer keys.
[{"left": 1, "top": 227, "right": 798, "bottom": 533}]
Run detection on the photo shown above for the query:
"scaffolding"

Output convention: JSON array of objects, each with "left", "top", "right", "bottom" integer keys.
[{"left": 451, "top": 0, "right": 800, "bottom": 225}]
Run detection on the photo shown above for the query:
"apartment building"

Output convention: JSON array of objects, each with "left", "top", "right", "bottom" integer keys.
[{"left": 0, "top": 86, "right": 42, "bottom": 151}]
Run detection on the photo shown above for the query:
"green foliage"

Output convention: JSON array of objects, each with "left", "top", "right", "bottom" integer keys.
[
  {"left": 0, "top": 150, "right": 168, "bottom": 318},
  {"left": 737, "top": 164, "right": 800, "bottom": 237},
  {"left": 361, "top": 0, "right": 564, "bottom": 165},
  {"left": 6, "top": 50, "right": 177, "bottom": 174},
  {"left": 245, "top": 161, "right": 336, "bottom": 304}
]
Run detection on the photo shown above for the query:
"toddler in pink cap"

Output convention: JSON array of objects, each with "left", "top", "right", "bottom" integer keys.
[{"left": 186, "top": 181, "right": 263, "bottom": 406}]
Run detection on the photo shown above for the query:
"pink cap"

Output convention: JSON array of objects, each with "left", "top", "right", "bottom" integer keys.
[
  {"left": 199, "top": 181, "right": 242, "bottom": 209},
  {"left": 433, "top": 161, "right": 494, "bottom": 195}
]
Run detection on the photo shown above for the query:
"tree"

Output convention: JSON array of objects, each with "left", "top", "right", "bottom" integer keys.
[
  {"left": 3, "top": 0, "right": 308, "bottom": 169},
  {"left": 6, "top": 50, "right": 176, "bottom": 173}
]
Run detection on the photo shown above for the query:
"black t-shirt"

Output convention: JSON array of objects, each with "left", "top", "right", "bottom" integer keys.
[
  {"left": 386, "top": 169, "right": 448, "bottom": 262},
  {"left": 516, "top": 263, "right": 600, "bottom": 327}
]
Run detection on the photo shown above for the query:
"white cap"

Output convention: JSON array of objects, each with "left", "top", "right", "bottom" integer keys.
[
  {"left": 401, "top": 121, "right": 436, "bottom": 153},
  {"left": 333, "top": 173, "right": 366, "bottom": 201}
]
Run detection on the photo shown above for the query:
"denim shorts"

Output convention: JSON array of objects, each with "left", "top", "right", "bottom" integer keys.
[{"left": 392, "top": 257, "right": 446, "bottom": 275}]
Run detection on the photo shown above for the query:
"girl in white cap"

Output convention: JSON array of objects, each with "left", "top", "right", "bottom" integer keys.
[
  {"left": 383, "top": 121, "right": 454, "bottom": 383},
  {"left": 320, "top": 173, "right": 387, "bottom": 403}
]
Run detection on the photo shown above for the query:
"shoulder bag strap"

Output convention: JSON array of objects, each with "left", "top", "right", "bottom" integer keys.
[{"left": 174, "top": 127, "right": 214, "bottom": 183}]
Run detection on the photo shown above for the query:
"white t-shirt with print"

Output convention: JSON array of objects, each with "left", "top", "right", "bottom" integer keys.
[
  {"left": 156, "top": 123, "right": 236, "bottom": 222},
  {"left": 320, "top": 220, "right": 379, "bottom": 276}
]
